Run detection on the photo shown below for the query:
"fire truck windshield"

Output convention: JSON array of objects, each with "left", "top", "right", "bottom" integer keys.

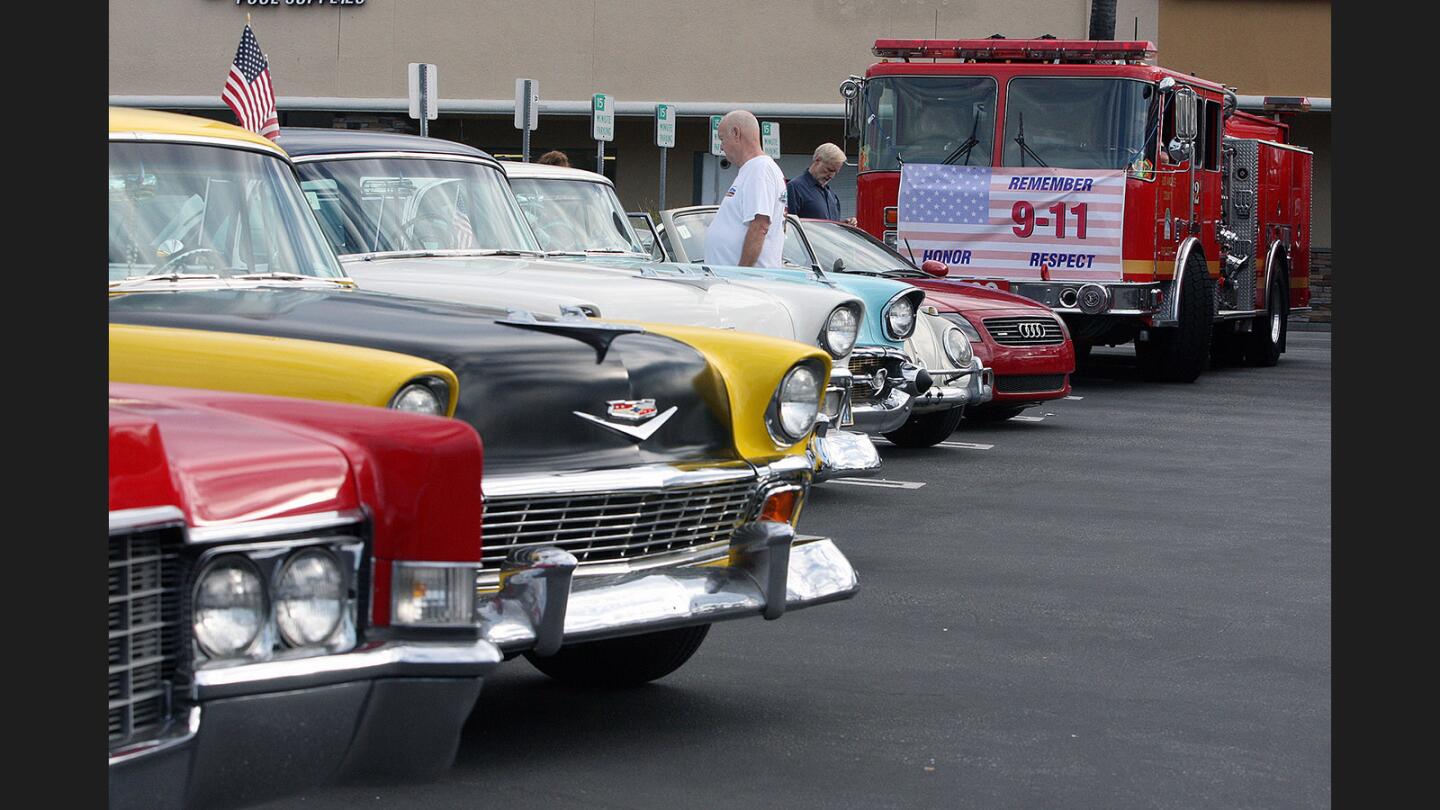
[
  {"left": 1001, "top": 78, "right": 1155, "bottom": 171},
  {"left": 861, "top": 77, "right": 997, "bottom": 172}
]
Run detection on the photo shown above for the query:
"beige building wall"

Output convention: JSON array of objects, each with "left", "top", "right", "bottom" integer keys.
[
  {"left": 1157, "top": 0, "right": 1330, "bottom": 97},
  {"left": 111, "top": 1, "right": 1091, "bottom": 103}
]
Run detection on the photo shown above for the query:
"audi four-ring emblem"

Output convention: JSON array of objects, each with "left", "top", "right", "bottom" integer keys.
[{"left": 1018, "top": 322, "right": 1046, "bottom": 339}]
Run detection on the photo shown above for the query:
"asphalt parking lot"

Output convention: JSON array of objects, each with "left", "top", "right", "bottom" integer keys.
[{"left": 257, "top": 330, "right": 1331, "bottom": 810}]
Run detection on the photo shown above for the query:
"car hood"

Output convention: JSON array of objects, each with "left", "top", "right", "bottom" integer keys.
[
  {"left": 109, "top": 386, "right": 360, "bottom": 527},
  {"left": 908, "top": 278, "right": 1056, "bottom": 313},
  {"left": 109, "top": 288, "right": 737, "bottom": 476},
  {"left": 341, "top": 254, "right": 795, "bottom": 340}
]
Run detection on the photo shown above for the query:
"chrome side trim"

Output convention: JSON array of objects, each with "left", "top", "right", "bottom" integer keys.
[
  {"left": 191, "top": 639, "right": 502, "bottom": 700},
  {"left": 1159, "top": 237, "right": 1205, "bottom": 325},
  {"left": 108, "top": 707, "right": 201, "bottom": 766},
  {"left": 187, "top": 509, "right": 367, "bottom": 544},
  {"left": 290, "top": 151, "right": 503, "bottom": 171},
  {"left": 109, "top": 131, "right": 288, "bottom": 159},
  {"left": 1263, "top": 239, "right": 1287, "bottom": 306},
  {"left": 109, "top": 506, "right": 186, "bottom": 535}
]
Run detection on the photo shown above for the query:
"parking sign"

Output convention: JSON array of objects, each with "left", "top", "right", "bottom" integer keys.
[
  {"left": 655, "top": 103, "right": 676, "bottom": 149},
  {"left": 709, "top": 115, "right": 723, "bottom": 156},
  {"left": 592, "top": 93, "right": 615, "bottom": 142},
  {"left": 762, "top": 121, "right": 780, "bottom": 159}
]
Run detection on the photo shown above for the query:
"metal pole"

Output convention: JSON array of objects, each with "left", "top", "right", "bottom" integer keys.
[
  {"left": 522, "top": 126, "right": 531, "bottom": 162},
  {"left": 714, "top": 155, "right": 722, "bottom": 204},
  {"left": 597, "top": 140, "right": 605, "bottom": 176},
  {"left": 658, "top": 146, "right": 668, "bottom": 210},
  {"left": 521, "top": 84, "right": 532, "bottom": 161},
  {"left": 419, "top": 64, "right": 429, "bottom": 138}
]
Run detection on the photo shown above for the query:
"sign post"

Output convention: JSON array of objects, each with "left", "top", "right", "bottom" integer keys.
[
  {"left": 761, "top": 121, "right": 781, "bottom": 159},
  {"left": 514, "top": 78, "right": 539, "bottom": 162},
  {"left": 655, "top": 103, "right": 676, "bottom": 210},
  {"left": 592, "top": 93, "right": 615, "bottom": 175},
  {"left": 407, "top": 63, "right": 438, "bottom": 137},
  {"left": 709, "top": 115, "right": 724, "bottom": 204}
]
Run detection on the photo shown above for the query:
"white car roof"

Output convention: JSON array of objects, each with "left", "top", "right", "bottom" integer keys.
[{"left": 500, "top": 160, "right": 614, "bottom": 186}]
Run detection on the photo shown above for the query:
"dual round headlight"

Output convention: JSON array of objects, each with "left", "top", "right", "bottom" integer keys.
[
  {"left": 943, "top": 326, "right": 973, "bottom": 368},
  {"left": 822, "top": 306, "right": 860, "bottom": 359},
  {"left": 884, "top": 296, "right": 917, "bottom": 340},
  {"left": 192, "top": 549, "right": 345, "bottom": 659},
  {"left": 772, "top": 364, "right": 822, "bottom": 443},
  {"left": 389, "top": 379, "right": 447, "bottom": 416}
]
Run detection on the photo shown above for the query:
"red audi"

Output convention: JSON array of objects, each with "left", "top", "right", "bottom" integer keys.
[{"left": 801, "top": 219, "right": 1075, "bottom": 421}]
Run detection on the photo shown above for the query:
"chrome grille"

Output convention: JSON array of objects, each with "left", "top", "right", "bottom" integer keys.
[
  {"left": 481, "top": 478, "right": 759, "bottom": 569},
  {"left": 109, "top": 527, "right": 185, "bottom": 746},
  {"left": 982, "top": 317, "right": 1065, "bottom": 346},
  {"left": 848, "top": 351, "right": 905, "bottom": 402},
  {"left": 994, "top": 374, "right": 1067, "bottom": 394}
]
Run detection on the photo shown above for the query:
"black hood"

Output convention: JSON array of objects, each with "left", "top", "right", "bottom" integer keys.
[{"left": 109, "top": 288, "right": 736, "bottom": 475}]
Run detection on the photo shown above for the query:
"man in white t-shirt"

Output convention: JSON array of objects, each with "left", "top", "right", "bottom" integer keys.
[{"left": 705, "top": 110, "right": 788, "bottom": 268}]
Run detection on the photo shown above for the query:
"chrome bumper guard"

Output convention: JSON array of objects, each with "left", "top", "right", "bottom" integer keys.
[
  {"left": 848, "top": 386, "right": 914, "bottom": 434},
  {"left": 477, "top": 525, "right": 859, "bottom": 654},
  {"left": 910, "top": 359, "right": 995, "bottom": 413},
  {"left": 809, "top": 427, "right": 882, "bottom": 481}
]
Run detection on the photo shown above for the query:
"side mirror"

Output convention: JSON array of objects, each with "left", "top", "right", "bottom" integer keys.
[
  {"left": 840, "top": 77, "right": 863, "bottom": 140},
  {"left": 1166, "top": 138, "right": 1192, "bottom": 164},
  {"left": 920, "top": 260, "right": 949, "bottom": 278},
  {"left": 1174, "top": 86, "right": 1198, "bottom": 143},
  {"left": 831, "top": 257, "right": 846, "bottom": 273}
]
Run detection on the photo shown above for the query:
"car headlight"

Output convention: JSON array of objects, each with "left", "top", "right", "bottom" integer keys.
[
  {"left": 884, "top": 295, "right": 917, "bottom": 340},
  {"left": 942, "top": 312, "right": 984, "bottom": 343},
  {"left": 392, "top": 563, "right": 478, "bottom": 626},
  {"left": 275, "top": 549, "right": 345, "bottom": 647},
  {"left": 821, "top": 305, "right": 860, "bottom": 358},
  {"left": 193, "top": 556, "right": 266, "bottom": 659},
  {"left": 389, "top": 377, "right": 448, "bottom": 415},
  {"left": 769, "top": 364, "right": 822, "bottom": 443},
  {"left": 943, "top": 326, "right": 973, "bottom": 368}
]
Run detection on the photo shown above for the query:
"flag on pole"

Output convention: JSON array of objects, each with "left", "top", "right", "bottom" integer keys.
[{"left": 222, "top": 23, "right": 279, "bottom": 140}]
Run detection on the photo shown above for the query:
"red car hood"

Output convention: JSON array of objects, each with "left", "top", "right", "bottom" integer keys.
[
  {"left": 912, "top": 280, "right": 1055, "bottom": 316},
  {"left": 109, "top": 387, "right": 360, "bottom": 530}
]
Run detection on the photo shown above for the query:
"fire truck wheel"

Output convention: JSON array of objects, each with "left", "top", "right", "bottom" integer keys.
[
  {"left": 1138, "top": 256, "right": 1213, "bottom": 382},
  {"left": 1245, "top": 273, "right": 1288, "bottom": 366},
  {"left": 884, "top": 405, "right": 964, "bottom": 446},
  {"left": 1074, "top": 341, "right": 1094, "bottom": 369},
  {"left": 963, "top": 405, "right": 1027, "bottom": 422},
  {"left": 1211, "top": 331, "right": 1248, "bottom": 367},
  {"left": 524, "top": 624, "right": 710, "bottom": 688}
]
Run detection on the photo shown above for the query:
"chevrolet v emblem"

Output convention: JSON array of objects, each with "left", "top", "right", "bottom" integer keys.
[{"left": 572, "top": 405, "right": 678, "bottom": 442}]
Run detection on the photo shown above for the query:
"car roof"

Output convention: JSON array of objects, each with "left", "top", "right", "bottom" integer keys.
[
  {"left": 500, "top": 160, "right": 614, "bottom": 186},
  {"left": 277, "top": 127, "right": 498, "bottom": 162},
  {"left": 108, "top": 107, "right": 285, "bottom": 156}
]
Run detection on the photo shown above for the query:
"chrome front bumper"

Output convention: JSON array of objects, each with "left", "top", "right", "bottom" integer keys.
[
  {"left": 910, "top": 358, "right": 995, "bottom": 414},
  {"left": 809, "top": 426, "right": 882, "bottom": 481},
  {"left": 849, "top": 386, "right": 915, "bottom": 434},
  {"left": 477, "top": 525, "right": 859, "bottom": 654}
]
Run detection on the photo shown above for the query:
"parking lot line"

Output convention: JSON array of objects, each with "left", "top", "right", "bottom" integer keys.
[
  {"left": 829, "top": 478, "right": 927, "bottom": 490},
  {"left": 1012, "top": 414, "right": 1047, "bottom": 422},
  {"left": 1064, "top": 395, "right": 1084, "bottom": 400},
  {"left": 937, "top": 441, "right": 994, "bottom": 450}
]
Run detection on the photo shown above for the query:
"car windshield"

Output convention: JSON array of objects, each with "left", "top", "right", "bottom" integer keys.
[
  {"left": 108, "top": 142, "right": 345, "bottom": 282},
  {"left": 1001, "top": 78, "right": 1155, "bottom": 170},
  {"left": 670, "top": 210, "right": 815, "bottom": 269},
  {"left": 508, "top": 177, "right": 647, "bottom": 255},
  {"left": 861, "top": 76, "right": 998, "bottom": 172},
  {"left": 295, "top": 157, "right": 541, "bottom": 255},
  {"left": 805, "top": 221, "right": 918, "bottom": 275}
]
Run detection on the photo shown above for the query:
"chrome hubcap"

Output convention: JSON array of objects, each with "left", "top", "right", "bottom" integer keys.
[{"left": 1270, "top": 308, "right": 1282, "bottom": 343}]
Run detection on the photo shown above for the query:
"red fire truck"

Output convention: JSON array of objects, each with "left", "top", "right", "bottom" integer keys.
[{"left": 840, "top": 38, "right": 1312, "bottom": 381}]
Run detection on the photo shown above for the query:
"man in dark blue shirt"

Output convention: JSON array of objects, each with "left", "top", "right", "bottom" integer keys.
[{"left": 786, "top": 143, "right": 857, "bottom": 225}]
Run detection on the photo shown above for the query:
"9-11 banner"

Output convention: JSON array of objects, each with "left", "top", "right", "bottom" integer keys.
[{"left": 897, "top": 165, "right": 1127, "bottom": 281}]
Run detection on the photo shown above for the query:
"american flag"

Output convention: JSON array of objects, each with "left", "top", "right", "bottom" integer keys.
[
  {"left": 222, "top": 24, "right": 279, "bottom": 140},
  {"left": 451, "top": 186, "right": 476, "bottom": 249},
  {"left": 897, "top": 164, "right": 1127, "bottom": 281}
]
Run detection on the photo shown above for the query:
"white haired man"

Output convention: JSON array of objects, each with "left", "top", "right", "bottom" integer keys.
[
  {"left": 786, "top": 142, "right": 858, "bottom": 226},
  {"left": 707, "top": 110, "right": 788, "bottom": 268}
]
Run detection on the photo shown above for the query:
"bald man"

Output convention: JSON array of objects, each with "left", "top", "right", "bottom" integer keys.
[{"left": 706, "top": 110, "right": 788, "bottom": 268}]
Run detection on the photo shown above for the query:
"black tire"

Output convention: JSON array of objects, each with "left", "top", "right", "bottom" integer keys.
[
  {"left": 1073, "top": 340, "right": 1094, "bottom": 370},
  {"left": 1245, "top": 270, "right": 1288, "bottom": 367},
  {"left": 1137, "top": 253, "right": 1214, "bottom": 382},
  {"left": 524, "top": 624, "right": 710, "bottom": 688},
  {"left": 964, "top": 405, "right": 1027, "bottom": 422},
  {"left": 1211, "top": 330, "right": 1248, "bottom": 367},
  {"left": 883, "top": 406, "right": 964, "bottom": 447}
]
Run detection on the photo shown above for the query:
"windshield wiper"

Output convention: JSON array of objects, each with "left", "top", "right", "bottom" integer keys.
[
  {"left": 231, "top": 272, "right": 318, "bottom": 281},
  {"left": 113, "top": 272, "right": 221, "bottom": 284},
  {"left": 1013, "top": 113, "right": 1049, "bottom": 168},
  {"left": 941, "top": 104, "right": 986, "bottom": 166}
]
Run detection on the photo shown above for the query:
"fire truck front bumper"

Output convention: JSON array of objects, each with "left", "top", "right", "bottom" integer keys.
[{"left": 1008, "top": 280, "right": 1169, "bottom": 318}]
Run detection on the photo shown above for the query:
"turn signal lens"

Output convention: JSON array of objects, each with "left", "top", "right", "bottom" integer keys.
[
  {"left": 759, "top": 488, "right": 801, "bottom": 524},
  {"left": 884, "top": 206, "right": 898, "bottom": 227}
]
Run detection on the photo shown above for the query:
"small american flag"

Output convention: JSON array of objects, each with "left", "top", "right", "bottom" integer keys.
[
  {"left": 451, "top": 186, "right": 476, "bottom": 249},
  {"left": 222, "top": 24, "right": 279, "bottom": 140}
]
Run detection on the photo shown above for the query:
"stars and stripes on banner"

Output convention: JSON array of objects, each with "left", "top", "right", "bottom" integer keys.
[
  {"left": 897, "top": 164, "right": 1127, "bottom": 281},
  {"left": 222, "top": 24, "right": 279, "bottom": 140}
]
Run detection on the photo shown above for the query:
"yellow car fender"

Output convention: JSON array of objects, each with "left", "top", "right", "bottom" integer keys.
[
  {"left": 109, "top": 323, "right": 459, "bottom": 417},
  {"left": 632, "top": 322, "right": 831, "bottom": 464}
]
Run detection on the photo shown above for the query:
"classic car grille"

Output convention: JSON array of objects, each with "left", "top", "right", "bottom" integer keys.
[
  {"left": 982, "top": 317, "right": 1066, "bottom": 346},
  {"left": 848, "top": 351, "right": 906, "bottom": 402},
  {"left": 109, "top": 527, "right": 186, "bottom": 747},
  {"left": 994, "top": 374, "right": 1067, "bottom": 394},
  {"left": 481, "top": 478, "right": 759, "bottom": 569}
]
